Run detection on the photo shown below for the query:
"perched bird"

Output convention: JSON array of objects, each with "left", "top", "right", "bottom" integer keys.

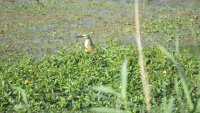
[{"left": 82, "top": 34, "right": 95, "bottom": 52}]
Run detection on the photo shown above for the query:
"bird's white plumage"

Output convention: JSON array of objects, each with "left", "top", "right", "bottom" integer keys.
[
  {"left": 83, "top": 35, "right": 94, "bottom": 52},
  {"left": 84, "top": 39, "right": 91, "bottom": 47}
]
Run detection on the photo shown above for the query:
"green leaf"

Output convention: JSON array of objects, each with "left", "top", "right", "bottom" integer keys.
[
  {"left": 164, "top": 97, "right": 174, "bottom": 113},
  {"left": 92, "top": 86, "right": 120, "bottom": 96},
  {"left": 12, "top": 86, "right": 28, "bottom": 105},
  {"left": 121, "top": 59, "right": 128, "bottom": 99},
  {"left": 91, "top": 107, "right": 129, "bottom": 113},
  {"left": 14, "top": 104, "right": 24, "bottom": 111},
  {"left": 158, "top": 45, "right": 194, "bottom": 110}
]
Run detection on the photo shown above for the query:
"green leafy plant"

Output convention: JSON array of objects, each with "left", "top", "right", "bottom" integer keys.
[
  {"left": 91, "top": 59, "right": 129, "bottom": 113},
  {"left": 12, "top": 86, "right": 30, "bottom": 113}
]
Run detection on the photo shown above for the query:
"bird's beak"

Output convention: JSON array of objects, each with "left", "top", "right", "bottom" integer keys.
[
  {"left": 82, "top": 34, "right": 87, "bottom": 38},
  {"left": 75, "top": 34, "right": 89, "bottom": 38},
  {"left": 75, "top": 34, "right": 85, "bottom": 38}
]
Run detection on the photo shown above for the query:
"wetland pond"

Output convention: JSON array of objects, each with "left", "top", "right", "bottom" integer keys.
[{"left": 0, "top": 0, "right": 199, "bottom": 62}]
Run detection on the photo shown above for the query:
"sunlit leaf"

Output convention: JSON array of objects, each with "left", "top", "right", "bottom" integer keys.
[
  {"left": 91, "top": 107, "right": 129, "bottom": 113},
  {"left": 92, "top": 86, "right": 120, "bottom": 96}
]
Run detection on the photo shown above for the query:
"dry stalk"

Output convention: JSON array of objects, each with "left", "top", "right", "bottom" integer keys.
[{"left": 134, "top": 0, "right": 151, "bottom": 112}]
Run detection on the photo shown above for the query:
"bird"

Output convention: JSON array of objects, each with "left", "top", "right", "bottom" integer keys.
[{"left": 82, "top": 34, "right": 95, "bottom": 52}]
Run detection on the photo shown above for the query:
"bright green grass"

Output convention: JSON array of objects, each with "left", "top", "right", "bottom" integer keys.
[
  {"left": 0, "top": 1, "right": 200, "bottom": 112},
  {"left": 0, "top": 43, "right": 199, "bottom": 112}
]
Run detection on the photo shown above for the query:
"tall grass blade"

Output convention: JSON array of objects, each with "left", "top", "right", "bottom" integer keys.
[
  {"left": 196, "top": 100, "right": 200, "bottom": 112},
  {"left": 92, "top": 86, "right": 120, "bottom": 96},
  {"left": 121, "top": 59, "right": 128, "bottom": 99},
  {"left": 158, "top": 45, "right": 194, "bottom": 110},
  {"left": 175, "top": 35, "right": 179, "bottom": 55},
  {"left": 121, "top": 59, "right": 129, "bottom": 110},
  {"left": 164, "top": 97, "right": 174, "bottom": 113},
  {"left": 198, "top": 59, "right": 200, "bottom": 80},
  {"left": 174, "top": 77, "right": 184, "bottom": 111},
  {"left": 196, "top": 59, "right": 200, "bottom": 111},
  {"left": 91, "top": 107, "right": 129, "bottom": 113},
  {"left": 134, "top": 0, "right": 151, "bottom": 112}
]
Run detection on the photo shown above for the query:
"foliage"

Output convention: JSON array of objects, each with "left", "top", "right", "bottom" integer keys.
[
  {"left": 142, "top": 15, "right": 199, "bottom": 41},
  {"left": 0, "top": 1, "right": 199, "bottom": 112},
  {"left": 0, "top": 43, "right": 200, "bottom": 112}
]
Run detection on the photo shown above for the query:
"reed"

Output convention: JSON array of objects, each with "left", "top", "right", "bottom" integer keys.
[{"left": 134, "top": 0, "right": 151, "bottom": 112}]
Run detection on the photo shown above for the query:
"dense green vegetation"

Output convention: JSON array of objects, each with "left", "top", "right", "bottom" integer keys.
[
  {"left": 0, "top": 43, "right": 200, "bottom": 112},
  {"left": 0, "top": 0, "right": 200, "bottom": 112}
]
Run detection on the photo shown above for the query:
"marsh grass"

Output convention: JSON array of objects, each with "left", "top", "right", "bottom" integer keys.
[
  {"left": 134, "top": 0, "right": 151, "bottom": 112},
  {"left": 175, "top": 34, "right": 180, "bottom": 55},
  {"left": 90, "top": 43, "right": 199, "bottom": 113},
  {"left": 0, "top": 41, "right": 199, "bottom": 112},
  {"left": 0, "top": 0, "right": 200, "bottom": 112},
  {"left": 91, "top": 0, "right": 199, "bottom": 112},
  {"left": 91, "top": 59, "right": 129, "bottom": 113},
  {"left": 158, "top": 45, "right": 194, "bottom": 110},
  {"left": 12, "top": 86, "right": 30, "bottom": 113}
]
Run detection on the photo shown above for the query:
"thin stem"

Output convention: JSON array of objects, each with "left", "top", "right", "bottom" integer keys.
[{"left": 134, "top": 0, "right": 151, "bottom": 112}]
